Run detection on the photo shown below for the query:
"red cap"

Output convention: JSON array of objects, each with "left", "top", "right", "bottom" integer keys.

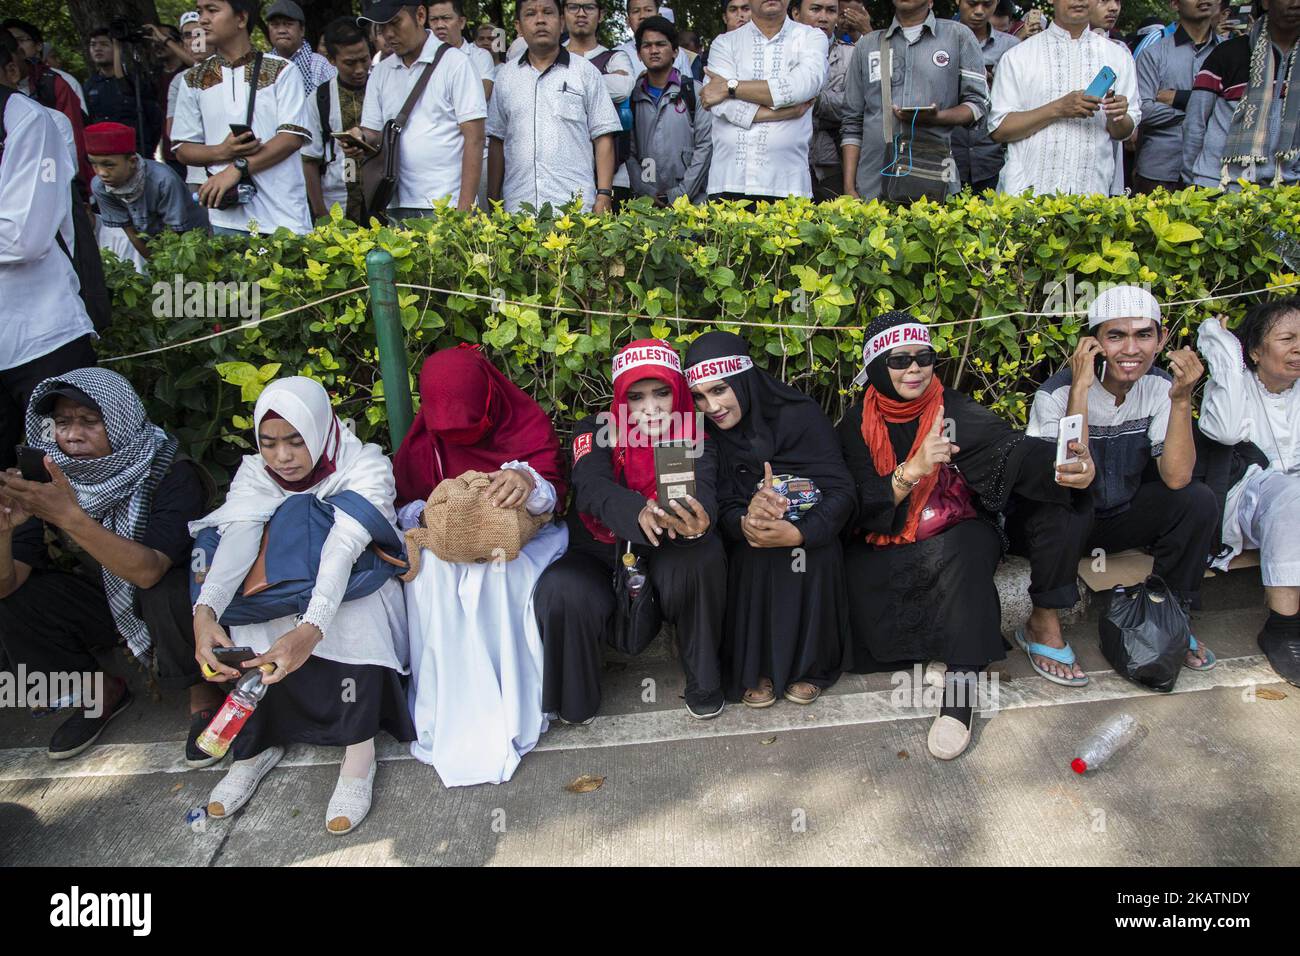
[
  {"left": 1070, "top": 757, "right": 1087, "bottom": 774},
  {"left": 84, "top": 122, "right": 137, "bottom": 156}
]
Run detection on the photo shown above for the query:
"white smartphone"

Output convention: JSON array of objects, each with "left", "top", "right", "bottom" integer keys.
[{"left": 1056, "top": 414, "right": 1084, "bottom": 467}]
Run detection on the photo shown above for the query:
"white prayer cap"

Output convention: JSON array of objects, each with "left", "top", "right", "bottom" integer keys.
[
  {"left": 1087, "top": 285, "right": 1162, "bottom": 328},
  {"left": 659, "top": 4, "right": 677, "bottom": 22},
  {"left": 179, "top": 11, "right": 200, "bottom": 27}
]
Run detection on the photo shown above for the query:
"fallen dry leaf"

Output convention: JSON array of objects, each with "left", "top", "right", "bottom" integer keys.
[
  {"left": 760, "top": 736, "right": 777, "bottom": 745},
  {"left": 171, "top": 782, "right": 183, "bottom": 792},
  {"left": 565, "top": 774, "right": 605, "bottom": 794},
  {"left": 897, "top": 750, "right": 909, "bottom": 760},
  {"left": 1256, "top": 687, "right": 1287, "bottom": 700}
]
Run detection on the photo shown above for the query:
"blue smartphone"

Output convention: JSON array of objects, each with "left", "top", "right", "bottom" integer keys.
[{"left": 1084, "top": 66, "right": 1117, "bottom": 99}]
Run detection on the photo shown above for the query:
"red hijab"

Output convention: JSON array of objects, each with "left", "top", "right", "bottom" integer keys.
[
  {"left": 580, "top": 339, "right": 700, "bottom": 544},
  {"left": 393, "top": 344, "right": 567, "bottom": 506}
]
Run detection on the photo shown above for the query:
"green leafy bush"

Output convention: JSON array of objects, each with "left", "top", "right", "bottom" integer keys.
[{"left": 100, "top": 187, "right": 1300, "bottom": 485}]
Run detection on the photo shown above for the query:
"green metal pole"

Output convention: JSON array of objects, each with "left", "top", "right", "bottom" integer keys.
[{"left": 366, "top": 249, "right": 414, "bottom": 447}]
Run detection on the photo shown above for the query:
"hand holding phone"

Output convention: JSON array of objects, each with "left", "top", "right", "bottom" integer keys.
[
  {"left": 1055, "top": 414, "right": 1084, "bottom": 467},
  {"left": 332, "top": 130, "right": 379, "bottom": 154},
  {"left": 212, "top": 645, "right": 257, "bottom": 666},
  {"left": 224, "top": 125, "right": 260, "bottom": 160},
  {"left": 1084, "top": 66, "right": 1117, "bottom": 101},
  {"left": 15, "top": 446, "right": 52, "bottom": 483}
]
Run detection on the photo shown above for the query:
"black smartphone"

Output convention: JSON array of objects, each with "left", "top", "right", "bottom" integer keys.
[
  {"left": 229, "top": 123, "right": 253, "bottom": 138},
  {"left": 1094, "top": 353, "right": 1107, "bottom": 383},
  {"left": 14, "top": 445, "right": 52, "bottom": 483},
  {"left": 212, "top": 646, "right": 257, "bottom": 666}
]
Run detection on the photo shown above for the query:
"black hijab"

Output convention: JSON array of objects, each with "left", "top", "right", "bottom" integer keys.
[{"left": 684, "top": 331, "right": 849, "bottom": 508}]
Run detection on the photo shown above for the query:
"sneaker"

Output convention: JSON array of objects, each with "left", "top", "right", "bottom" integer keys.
[
  {"left": 207, "top": 745, "right": 284, "bottom": 818},
  {"left": 1259, "top": 617, "right": 1300, "bottom": 688},
  {"left": 685, "top": 689, "right": 724, "bottom": 720},
  {"left": 47, "top": 687, "right": 133, "bottom": 761},
  {"left": 185, "top": 709, "right": 223, "bottom": 769}
]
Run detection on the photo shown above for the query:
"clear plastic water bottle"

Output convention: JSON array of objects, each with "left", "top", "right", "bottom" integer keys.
[
  {"left": 196, "top": 664, "right": 274, "bottom": 759},
  {"left": 1071, "top": 712, "right": 1141, "bottom": 774},
  {"left": 622, "top": 551, "right": 646, "bottom": 601}
]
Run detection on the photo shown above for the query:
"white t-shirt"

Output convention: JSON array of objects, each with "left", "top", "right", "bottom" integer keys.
[
  {"left": 167, "top": 70, "right": 206, "bottom": 187},
  {"left": 360, "top": 31, "right": 488, "bottom": 209},
  {"left": 703, "top": 18, "right": 829, "bottom": 198},
  {"left": 171, "top": 51, "right": 314, "bottom": 234},
  {"left": 0, "top": 94, "right": 93, "bottom": 370},
  {"left": 988, "top": 21, "right": 1141, "bottom": 196},
  {"left": 301, "top": 77, "right": 350, "bottom": 213}
]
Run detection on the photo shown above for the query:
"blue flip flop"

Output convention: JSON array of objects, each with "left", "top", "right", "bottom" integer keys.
[
  {"left": 1015, "top": 628, "right": 1090, "bottom": 687},
  {"left": 1185, "top": 635, "right": 1217, "bottom": 671}
]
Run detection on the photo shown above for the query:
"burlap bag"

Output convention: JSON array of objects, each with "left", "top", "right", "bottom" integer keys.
[{"left": 400, "top": 470, "right": 551, "bottom": 579}]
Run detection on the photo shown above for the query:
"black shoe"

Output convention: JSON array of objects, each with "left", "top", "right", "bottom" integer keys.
[
  {"left": 1258, "top": 618, "right": 1300, "bottom": 688},
  {"left": 685, "top": 689, "right": 724, "bottom": 720},
  {"left": 47, "top": 688, "right": 133, "bottom": 761},
  {"left": 185, "top": 708, "right": 223, "bottom": 768}
]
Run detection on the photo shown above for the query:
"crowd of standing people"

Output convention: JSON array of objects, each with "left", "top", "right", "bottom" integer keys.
[{"left": 1, "top": 0, "right": 1299, "bottom": 835}]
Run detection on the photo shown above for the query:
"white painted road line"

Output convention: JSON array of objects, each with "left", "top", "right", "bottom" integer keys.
[{"left": 0, "top": 655, "right": 1283, "bottom": 784}]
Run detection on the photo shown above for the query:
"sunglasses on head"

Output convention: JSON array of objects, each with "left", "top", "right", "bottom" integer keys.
[{"left": 883, "top": 349, "right": 938, "bottom": 370}]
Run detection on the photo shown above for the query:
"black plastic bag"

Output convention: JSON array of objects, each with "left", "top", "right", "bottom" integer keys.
[
  {"left": 609, "top": 549, "right": 662, "bottom": 656},
  {"left": 1099, "top": 575, "right": 1190, "bottom": 693}
]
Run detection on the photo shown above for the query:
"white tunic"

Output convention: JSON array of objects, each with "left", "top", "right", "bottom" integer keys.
[
  {"left": 703, "top": 18, "right": 828, "bottom": 198},
  {"left": 989, "top": 21, "right": 1140, "bottom": 196},
  {"left": 1198, "top": 319, "right": 1300, "bottom": 573},
  {"left": 400, "top": 463, "right": 565, "bottom": 787}
]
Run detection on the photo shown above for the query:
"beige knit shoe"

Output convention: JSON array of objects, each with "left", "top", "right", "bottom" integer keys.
[
  {"left": 326, "top": 759, "right": 376, "bottom": 835},
  {"left": 927, "top": 715, "right": 973, "bottom": 760}
]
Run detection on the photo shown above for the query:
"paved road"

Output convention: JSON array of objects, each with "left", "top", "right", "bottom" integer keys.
[{"left": 1, "top": 571, "right": 1295, "bottom": 866}]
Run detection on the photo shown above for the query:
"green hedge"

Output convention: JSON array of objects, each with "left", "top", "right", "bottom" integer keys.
[{"left": 100, "top": 186, "right": 1300, "bottom": 485}]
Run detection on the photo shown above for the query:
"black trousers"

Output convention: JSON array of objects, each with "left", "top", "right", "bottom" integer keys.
[
  {"left": 1133, "top": 173, "right": 1182, "bottom": 195},
  {"left": 709, "top": 192, "right": 786, "bottom": 204},
  {"left": 535, "top": 536, "right": 726, "bottom": 723},
  {"left": 0, "top": 334, "right": 97, "bottom": 469},
  {"left": 0, "top": 566, "right": 201, "bottom": 691},
  {"left": 1008, "top": 481, "right": 1220, "bottom": 608}
]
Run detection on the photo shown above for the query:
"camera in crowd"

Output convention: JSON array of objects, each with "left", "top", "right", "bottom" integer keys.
[{"left": 109, "top": 17, "right": 152, "bottom": 44}]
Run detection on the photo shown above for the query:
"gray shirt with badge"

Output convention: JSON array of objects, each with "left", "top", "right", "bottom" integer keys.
[{"left": 841, "top": 12, "right": 989, "bottom": 200}]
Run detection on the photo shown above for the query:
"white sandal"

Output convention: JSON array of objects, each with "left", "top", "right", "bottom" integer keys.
[
  {"left": 207, "top": 745, "right": 284, "bottom": 818},
  {"left": 326, "top": 759, "right": 376, "bottom": 835}
]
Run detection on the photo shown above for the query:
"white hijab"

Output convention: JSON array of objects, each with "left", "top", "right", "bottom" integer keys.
[{"left": 190, "top": 377, "right": 397, "bottom": 536}]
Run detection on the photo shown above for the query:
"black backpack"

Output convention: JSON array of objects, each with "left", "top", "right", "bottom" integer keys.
[{"left": 0, "top": 84, "right": 111, "bottom": 332}]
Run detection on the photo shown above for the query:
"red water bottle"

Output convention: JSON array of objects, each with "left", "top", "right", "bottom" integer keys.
[{"left": 197, "top": 664, "right": 274, "bottom": 758}]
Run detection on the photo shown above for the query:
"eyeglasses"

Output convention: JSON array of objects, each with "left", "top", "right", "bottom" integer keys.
[
  {"left": 882, "top": 349, "right": 937, "bottom": 370},
  {"left": 569, "top": 3, "right": 600, "bottom": 11}
]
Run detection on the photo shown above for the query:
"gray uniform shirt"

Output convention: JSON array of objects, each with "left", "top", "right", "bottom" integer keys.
[
  {"left": 1135, "top": 25, "right": 1223, "bottom": 184},
  {"left": 811, "top": 39, "right": 855, "bottom": 173},
  {"left": 841, "top": 13, "right": 989, "bottom": 200},
  {"left": 950, "top": 27, "right": 1018, "bottom": 186}
]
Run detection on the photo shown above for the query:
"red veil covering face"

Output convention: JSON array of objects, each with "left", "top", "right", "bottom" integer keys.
[
  {"left": 579, "top": 339, "right": 701, "bottom": 544},
  {"left": 393, "top": 344, "right": 567, "bottom": 507}
]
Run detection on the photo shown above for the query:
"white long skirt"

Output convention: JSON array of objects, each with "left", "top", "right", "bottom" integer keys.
[{"left": 405, "top": 520, "right": 568, "bottom": 787}]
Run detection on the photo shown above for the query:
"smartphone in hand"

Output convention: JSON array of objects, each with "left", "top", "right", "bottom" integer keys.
[
  {"left": 1056, "top": 414, "right": 1084, "bottom": 467},
  {"left": 229, "top": 123, "right": 253, "bottom": 138},
  {"left": 14, "top": 445, "right": 52, "bottom": 483},
  {"left": 212, "top": 646, "right": 257, "bottom": 667},
  {"left": 1084, "top": 66, "right": 1117, "bottom": 100}
]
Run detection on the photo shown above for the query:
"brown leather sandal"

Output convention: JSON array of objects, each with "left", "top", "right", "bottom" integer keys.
[
  {"left": 784, "top": 681, "right": 821, "bottom": 705},
  {"left": 742, "top": 678, "right": 776, "bottom": 708}
]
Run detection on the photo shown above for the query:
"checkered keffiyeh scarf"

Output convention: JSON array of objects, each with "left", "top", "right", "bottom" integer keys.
[
  {"left": 291, "top": 40, "right": 336, "bottom": 94},
  {"left": 25, "top": 369, "right": 178, "bottom": 662},
  {"left": 1222, "top": 17, "right": 1300, "bottom": 187}
]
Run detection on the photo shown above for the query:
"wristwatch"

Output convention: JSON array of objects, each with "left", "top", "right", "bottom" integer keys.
[
  {"left": 595, "top": 188, "right": 613, "bottom": 197},
  {"left": 233, "top": 157, "right": 249, "bottom": 172},
  {"left": 727, "top": 78, "right": 739, "bottom": 98}
]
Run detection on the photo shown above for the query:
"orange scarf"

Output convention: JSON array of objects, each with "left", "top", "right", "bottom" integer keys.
[{"left": 859, "top": 376, "right": 945, "bottom": 545}]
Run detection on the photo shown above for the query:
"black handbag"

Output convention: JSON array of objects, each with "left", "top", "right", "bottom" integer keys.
[
  {"left": 361, "top": 44, "right": 448, "bottom": 223},
  {"left": 1099, "top": 575, "right": 1191, "bottom": 693},
  {"left": 609, "top": 544, "right": 663, "bottom": 656}
]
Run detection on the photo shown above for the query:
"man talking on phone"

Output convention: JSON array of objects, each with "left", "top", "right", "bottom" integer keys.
[
  {"left": 988, "top": 0, "right": 1140, "bottom": 195},
  {"left": 840, "top": 0, "right": 988, "bottom": 201},
  {"left": 1007, "top": 286, "right": 1220, "bottom": 686},
  {"left": 0, "top": 370, "right": 215, "bottom": 764}
]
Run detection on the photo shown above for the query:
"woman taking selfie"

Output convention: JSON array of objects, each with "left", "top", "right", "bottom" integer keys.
[
  {"left": 534, "top": 339, "right": 727, "bottom": 723},
  {"left": 191, "top": 377, "right": 414, "bottom": 835},
  {"left": 837, "top": 311, "right": 1091, "bottom": 759},
  {"left": 684, "top": 331, "right": 854, "bottom": 708}
]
